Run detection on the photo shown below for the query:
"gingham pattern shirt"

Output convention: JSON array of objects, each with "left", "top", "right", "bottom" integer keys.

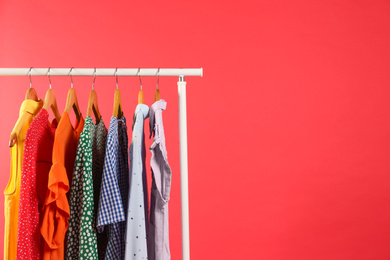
[{"left": 97, "top": 116, "right": 129, "bottom": 260}]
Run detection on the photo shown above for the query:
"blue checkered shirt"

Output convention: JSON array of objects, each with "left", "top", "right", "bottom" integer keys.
[{"left": 97, "top": 116, "right": 129, "bottom": 260}]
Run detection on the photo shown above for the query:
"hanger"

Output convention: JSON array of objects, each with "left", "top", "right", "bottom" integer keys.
[
  {"left": 42, "top": 68, "right": 61, "bottom": 123},
  {"left": 86, "top": 68, "right": 101, "bottom": 123},
  {"left": 154, "top": 68, "right": 160, "bottom": 102},
  {"left": 25, "top": 67, "right": 39, "bottom": 101},
  {"left": 64, "top": 67, "right": 81, "bottom": 122},
  {"left": 9, "top": 68, "right": 40, "bottom": 147},
  {"left": 137, "top": 68, "right": 144, "bottom": 104},
  {"left": 112, "top": 68, "right": 123, "bottom": 118}
]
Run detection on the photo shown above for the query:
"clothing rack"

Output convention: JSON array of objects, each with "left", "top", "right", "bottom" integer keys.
[
  {"left": 0, "top": 68, "right": 203, "bottom": 77},
  {"left": 0, "top": 67, "right": 203, "bottom": 260}
]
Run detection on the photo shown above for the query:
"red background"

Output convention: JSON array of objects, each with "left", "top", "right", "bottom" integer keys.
[{"left": 1, "top": 1, "right": 390, "bottom": 259}]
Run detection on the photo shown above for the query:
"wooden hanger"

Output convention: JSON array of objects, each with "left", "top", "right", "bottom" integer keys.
[
  {"left": 9, "top": 69, "right": 40, "bottom": 147},
  {"left": 42, "top": 68, "right": 61, "bottom": 123},
  {"left": 87, "top": 90, "right": 101, "bottom": 123},
  {"left": 138, "top": 68, "right": 144, "bottom": 104},
  {"left": 112, "top": 69, "right": 123, "bottom": 118},
  {"left": 87, "top": 69, "right": 101, "bottom": 123},
  {"left": 112, "top": 89, "right": 123, "bottom": 118},
  {"left": 154, "top": 89, "right": 160, "bottom": 102},
  {"left": 43, "top": 90, "right": 61, "bottom": 123},
  {"left": 64, "top": 88, "right": 81, "bottom": 122},
  {"left": 154, "top": 68, "right": 160, "bottom": 102},
  {"left": 64, "top": 69, "right": 81, "bottom": 121},
  {"left": 25, "top": 88, "right": 38, "bottom": 101},
  {"left": 138, "top": 89, "right": 144, "bottom": 104}
]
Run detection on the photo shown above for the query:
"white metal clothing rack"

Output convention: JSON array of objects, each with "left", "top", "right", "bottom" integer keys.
[{"left": 0, "top": 67, "right": 203, "bottom": 260}]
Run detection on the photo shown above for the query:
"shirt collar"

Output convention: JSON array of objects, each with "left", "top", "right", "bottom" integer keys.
[
  {"left": 20, "top": 98, "right": 43, "bottom": 117},
  {"left": 132, "top": 104, "right": 149, "bottom": 130},
  {"left": 135, "top": 103, "right": 149, "bottom": 118},
  {"left": 118, "top": 114, "right": 127, "bottom": 125},
  {"left": 149, "top": 100, "right": 167, "bottom": 138}
]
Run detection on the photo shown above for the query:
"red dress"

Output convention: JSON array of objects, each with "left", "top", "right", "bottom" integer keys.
[{"left": 16, "top": 109, "right": 57, "bottom": 260}]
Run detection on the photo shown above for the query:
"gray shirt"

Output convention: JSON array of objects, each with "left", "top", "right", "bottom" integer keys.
[{"left": 148, "top": 100, "right": 172, "bottom": 260}]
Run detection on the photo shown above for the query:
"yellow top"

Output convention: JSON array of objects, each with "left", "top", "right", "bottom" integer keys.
[{"left": 4, "top": 99, "right": 43, "bottom": 260}]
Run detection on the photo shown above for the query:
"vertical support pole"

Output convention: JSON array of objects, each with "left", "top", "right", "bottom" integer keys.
[{"left": 178, "top": 75, "right": 190, "bottom": 260}]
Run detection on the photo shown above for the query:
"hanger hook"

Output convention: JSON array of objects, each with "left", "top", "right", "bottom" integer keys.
[
  {"left": 69, "top": 67, "right": 74, "bottom": 88},
  {"left": 92, "top": 68, "right": 96, "bottom": 90},
  {"left": 157, "top": 68, "right": 160, "bottom": 89},
  {"left": 115, "top": 68, "right": 119, "bottom": 89},
  {"left": 48, "top": 67, "right": 52, "bottom": 89},
  {"left": 28, "top": 67, "right": 33, "bottom": 88},
  {"left": 138, "top": 68, "right": 142, "bottom": 90}
]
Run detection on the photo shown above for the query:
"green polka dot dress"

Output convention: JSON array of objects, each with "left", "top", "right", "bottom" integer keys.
[{"left": 65, "top": 117, "right": 108, "bottom": 260}]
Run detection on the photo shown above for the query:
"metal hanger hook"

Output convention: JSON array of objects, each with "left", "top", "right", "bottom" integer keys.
[
  {"left": 115, "top": 68, "right": 119, "bottom": 89},
  {"left": 138, "top": 68, "right": 142, "bottom": 90},
  {"left": 157, "top": 68, "right": 160, "bottom": 89},
  {"left": 69, "top": 67, "right": 74, "bottom": 88},
  {"left": 92, "top": 68, "right": 96, "bottom": 90},
  {"left": 28, "top": 67, "right": 33, "bottom": 88},
  {"left": 48, "top": 67, "right": 52, "bottom": 89}
]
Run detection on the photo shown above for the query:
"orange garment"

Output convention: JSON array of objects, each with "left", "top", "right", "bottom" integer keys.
[
  {"left": 4, "top": 99, "right": 43, "bottom": 260},
  {"left": 40, "top": 112, "right": 84, "bottom": 260}
]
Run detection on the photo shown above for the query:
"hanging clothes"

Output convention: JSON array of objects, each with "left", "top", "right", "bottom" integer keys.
[
  {"left": 92, "top": 119, "right": 109, "bottom": 260},
  {"left": 148, "top": 100, "right": 172, "bottom": 260},
  {"left": 4, "top": 98, "right": 43, "bottom": 260},
  {"left": 40, "top": 111, "right": 84, "bottom": 260},
  {"left": 97, "top": 116, "right": 129, "bottom": 260},
  {"left": 16, "top": 108, "right": 57, "bottom": 260},
  {"left": 124, "top": 104, "right": 149, "bottom": 260},
  {"left": 65, "top": 117, "right": 107, "bottom": 260}
]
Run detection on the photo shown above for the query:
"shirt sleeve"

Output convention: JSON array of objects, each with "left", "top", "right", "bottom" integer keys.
[{"left": 40, "top": 161, "right": 70, "bottom": 249}]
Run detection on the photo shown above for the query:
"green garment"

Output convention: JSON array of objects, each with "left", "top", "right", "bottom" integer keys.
[{"left": 65, "top": 117, "right": 108, "bottom": 260}]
